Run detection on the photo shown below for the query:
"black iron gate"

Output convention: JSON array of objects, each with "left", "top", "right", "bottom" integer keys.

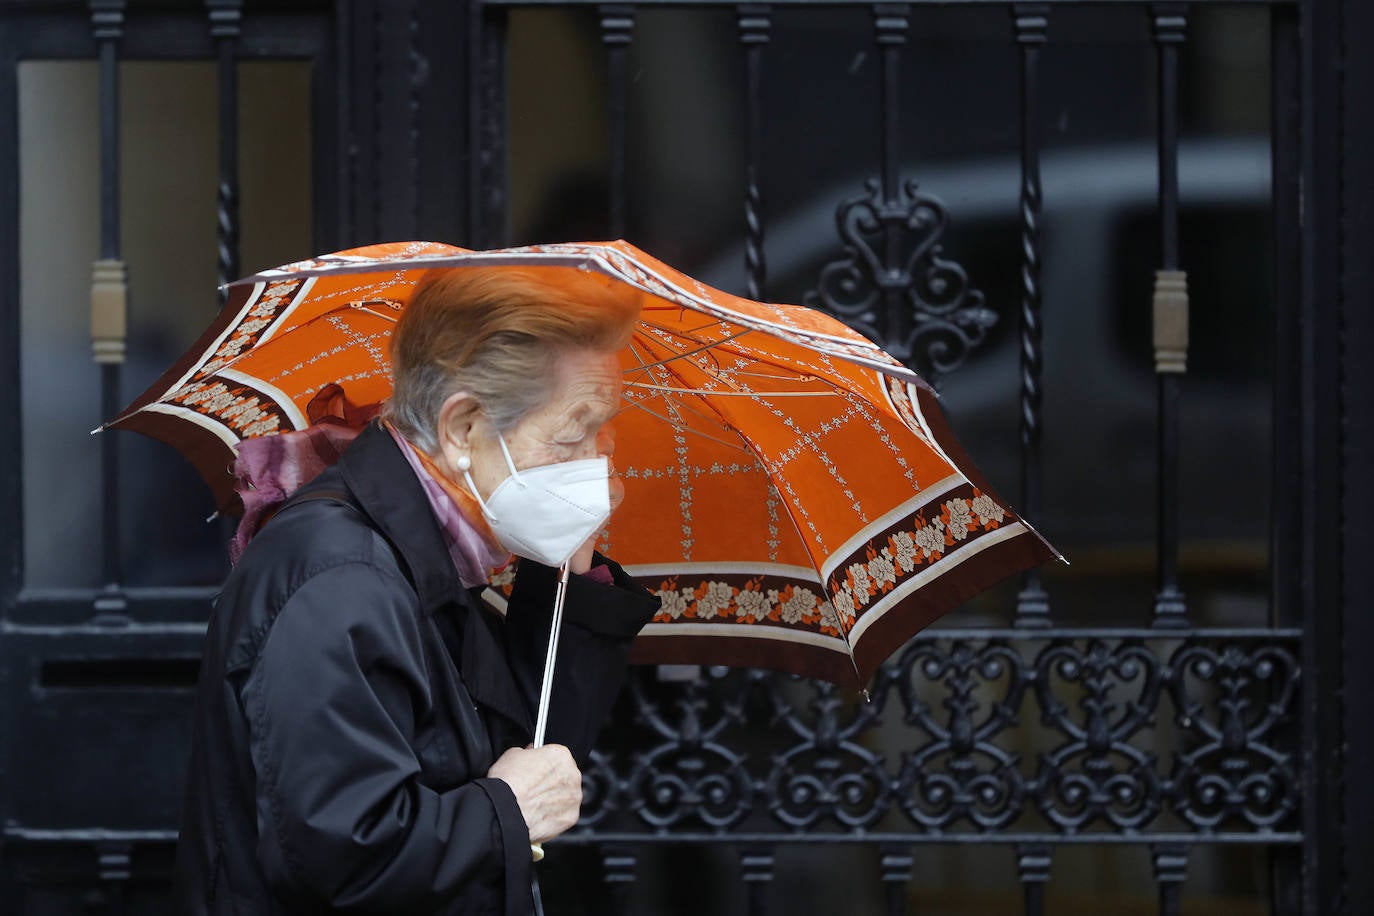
[{"left": 0, "top": 0, "right": 1368, "bottom": 913}]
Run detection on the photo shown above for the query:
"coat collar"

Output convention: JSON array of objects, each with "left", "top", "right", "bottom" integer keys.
[
  {"left": 336, "top": 422, "right": 533, "bottom": 733},
  {"left": 337, "top": 421, "right": 464, "bottom": 615}
]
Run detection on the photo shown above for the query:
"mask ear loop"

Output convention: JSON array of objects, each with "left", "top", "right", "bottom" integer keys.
[
  {"left": 496, "top": 433, "right": 526, "bottom": 487},
  {"left": 455, "top": 454, "right": 499, "bottom": 522}
]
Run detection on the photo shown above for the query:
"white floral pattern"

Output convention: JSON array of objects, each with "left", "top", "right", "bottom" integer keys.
[
  {"left": 695, "top": 581, "right": 735, "bottom": 617},
  {"left": 638, "top": 490, "right": 1010, "bottom": 638},
  {"left": 846, "top": 562, "right": 872, "bottom": 604},
  {"left": 868, "top": 552, "right": 897, "bottom": 590},
  {"left": 780, "top": 586, "right": 820, "bottom": 624},
  {"left": 657, "top": 587, "right": 693, "bottom": 620},
  {"left": 943, "top": 498, "right": 976, "bottom": 541},
  {"left": 831, "top": 589, "right": 855, "bottom": 625},
  {"left": 971, "top": 493, "right": 1005, "bottom": 527},
  {"left": 914, "top": 518, "right": 947, "bottom": 558},
  {"left": 735, "top": 588, "right": 772, "bottom": 621},
  {"left": 890, "top": 530, "right": 918, "bottom": 573}
]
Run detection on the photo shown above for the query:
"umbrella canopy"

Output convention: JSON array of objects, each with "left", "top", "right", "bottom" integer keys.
[{"left": 105, "top": 239, "right": 1060, "bottom": 688}]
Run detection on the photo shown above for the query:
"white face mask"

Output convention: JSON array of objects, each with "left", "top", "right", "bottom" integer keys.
[{"left": 460, "top": 433, "right": 611, "bottom": 568}]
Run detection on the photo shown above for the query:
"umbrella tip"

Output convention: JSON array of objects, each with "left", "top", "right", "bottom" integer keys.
[
  {"left": 1056, "top": 554, "right": 1071, "bottom": 566},
  {"left": 89, "top": 425, "right": 104, "bottom": 436}
]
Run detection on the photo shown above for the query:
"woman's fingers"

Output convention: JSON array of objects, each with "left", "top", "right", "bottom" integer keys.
[{"left": 486, "top": 744, "right": 583, "bottom": 844}]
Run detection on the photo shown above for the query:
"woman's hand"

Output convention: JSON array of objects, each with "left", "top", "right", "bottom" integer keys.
[{"left": 486, "top": 744, "right": 583, "bottom": 844}]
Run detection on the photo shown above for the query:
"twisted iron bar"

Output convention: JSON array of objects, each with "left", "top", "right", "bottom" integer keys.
[
  {"left": 216, "top": 181, "right": 238, "bottom": 298},
  {"left": 1014, "top": 4, "right": 1050, "bottom": 626},
  {"left": 1015, "top": 5, "right": 1046, "bottom": 467},
  {"left": 210, "top": 1, "right": 242, "bottom": 302}
]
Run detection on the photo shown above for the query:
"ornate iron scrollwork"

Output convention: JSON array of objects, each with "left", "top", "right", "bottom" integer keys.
[
  {"left": 806, "top": 178, "right": 997, "bottom": 385},
  {"left": 1033, "top": 640, "right": 1165, "bottom": 831},
  {"left": 1167, "top": 642, "right": 1299, "bottom": 830},
  {"left": 623, "top": 667, "right": 755, "bottom": 829},
  {"left": 765, "top": 678, "right": 891, "bottom": 830},
  {"left": 577, "top": 634, "right": 1300, "bottom": 842},
  {"left": 894, "top": 641, "right": 1027, "bottom": 830}
]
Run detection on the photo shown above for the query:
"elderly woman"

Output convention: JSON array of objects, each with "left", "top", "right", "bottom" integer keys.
[{"left": 174, "top": 267, "right": 658, "bottom": 915}]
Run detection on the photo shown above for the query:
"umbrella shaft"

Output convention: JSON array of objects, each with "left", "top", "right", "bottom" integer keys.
[{"left": 533, "top": 563, "right": 571, "bottom": 749}]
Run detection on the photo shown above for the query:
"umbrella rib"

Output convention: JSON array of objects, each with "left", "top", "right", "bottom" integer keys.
[
  {"left": 624, "top": 339, "right": 759, "bottom": 434},
  {"left": 632, "top": 334, "right": 852, "bottom": 394},
  {"left": 639, "top": 326, "right": 863, "bottom": 398},
  {"left": 615, "top": 398, "right": 754, "bottom": 454},
  {"left": 622, "top": 384, "right": 749, "bottom": 438},
  {"left": 624, "top": 382, "right": 841, "bottom": 398},
  {"left": 623, "top": 329, "right": 753, "bottom": 376},
  {"left": 635, "top": 327, "right": 853, "bottom": 398}
]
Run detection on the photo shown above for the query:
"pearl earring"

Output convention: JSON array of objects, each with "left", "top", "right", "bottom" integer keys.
[{"left": 456, "top": 454, "right": 471, "bottom": 472}]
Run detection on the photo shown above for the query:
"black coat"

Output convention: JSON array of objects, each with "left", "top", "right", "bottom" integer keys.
[{"left": 173, "top": 422, "right": 658, "bottom": 915}]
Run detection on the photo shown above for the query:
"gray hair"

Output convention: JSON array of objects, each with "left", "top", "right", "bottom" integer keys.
[
  {"left": 380, "top": 265, "right": 639, "bottom": 454},
  {"left": 382, "top": 333, "right": 559, "bottom": 454}
]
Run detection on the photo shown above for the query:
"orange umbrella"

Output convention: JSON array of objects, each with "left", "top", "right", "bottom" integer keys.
[{"left": 104, "top": 240, "right": 1060, "bottom": 688}]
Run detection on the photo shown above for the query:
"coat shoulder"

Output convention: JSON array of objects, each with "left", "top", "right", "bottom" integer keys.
[{"left": 215, "top": 496, "right": 416, "bottom": 676}]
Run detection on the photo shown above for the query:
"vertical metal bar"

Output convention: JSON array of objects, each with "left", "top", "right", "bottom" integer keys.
[
  {"left": 741, "top": 848, "right": 775, "bottom": 916},
  {"left": 600, "top": 4, "right": 635, "bottom": 240},
  {"left": 1299, "top": 0, "right": 1346, "bottom": 907},
  {"left": 873, "top": 4, "right": 905, "bottom": 202},
  {"left": 1341, "top": 6, "right": 1374, "bottom": 910},
  {"left": 1150, "top": 3, "right": 1188, "bottom": 627},
  {"left": 1017, "top": 844, "right": 1050, "bottom": 916},
  {"left": 873, "top": 3, "right": 909, "bottom": 348},
  {"left": 94, "top": 6, "right": 120, "bottom": 264},
  {"left": 1269, "top": 5, "right": 1301, "bottom": 632},
  {"left": 879, "top": 846, "right": 912, "bottom": 916},
  {"left": 738, "top": 4, "right": 770, "bottom": 301},
  {"left": 601, "top": 845, "right": 636, "bottom": 916},
  {"left": 209, "top": 0, "right": 242, "bottom": 301},
  {"left": 408, "top": 5, "right": 422, "bottom": 234},
  {"left": 0, "top": 10, "right": 22, "bottom": 603},
  {"left": 466, "top": 0, "right": 484, "bottom": 247},
  {"left": 1012, "top": 4, "right": 1050, "bottom": 628},
  {"left": 90, "top": 0, "right": 127, "bottom": 611},
  {"left": 0, "top": 29, "right": 18, "bottom": 903},
  {"left": 471, "top": 3, "right": 509, "bottom": 249},
  {"left": 343, "top": 0, "right": 381, "bottom": 246},
  {"left": 374, "top": 0, "right": 419, "bottom": 240},
  {"left": 328, "top": 0, "right": 354, "bottom": 249},
  {"left": 1267, "top": 15, "right": 1304, "bottom": 908},
  {"left": 1151, "top": 844, "right": 1188, "bottom": 916}
]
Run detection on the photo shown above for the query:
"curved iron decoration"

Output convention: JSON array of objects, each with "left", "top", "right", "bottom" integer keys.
[
  {"left": 576, "top": 635, "right": 1300, "bottom": 839},
  {"left": 806, "top": 177, "right": 997, "bottom": 385}
]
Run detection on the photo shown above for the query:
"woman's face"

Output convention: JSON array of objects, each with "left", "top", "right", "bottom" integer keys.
[{"left": 465, "top": 347, "right": 623, "bottom": 571}]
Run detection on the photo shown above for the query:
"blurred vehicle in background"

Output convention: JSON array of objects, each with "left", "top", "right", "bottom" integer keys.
[{"left": 698, "top": 137, "right": 1274, "bottom": 624}]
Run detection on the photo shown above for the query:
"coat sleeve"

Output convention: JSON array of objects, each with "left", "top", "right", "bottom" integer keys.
[
  {"left": 240, "top": 560, "right": 533, "bottom": 914},
  {"left": 504, "top": 554, "right": 660, "bottom": 763}
]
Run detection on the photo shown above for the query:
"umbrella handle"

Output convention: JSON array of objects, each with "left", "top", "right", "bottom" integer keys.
[{"left": 531, "top": 843, "right": 545, "bottom": 862}]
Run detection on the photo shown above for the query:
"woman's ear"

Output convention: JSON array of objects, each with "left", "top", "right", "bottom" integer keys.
[{"left": 434, "top": 391, "right": 481, "bottom": 473}]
